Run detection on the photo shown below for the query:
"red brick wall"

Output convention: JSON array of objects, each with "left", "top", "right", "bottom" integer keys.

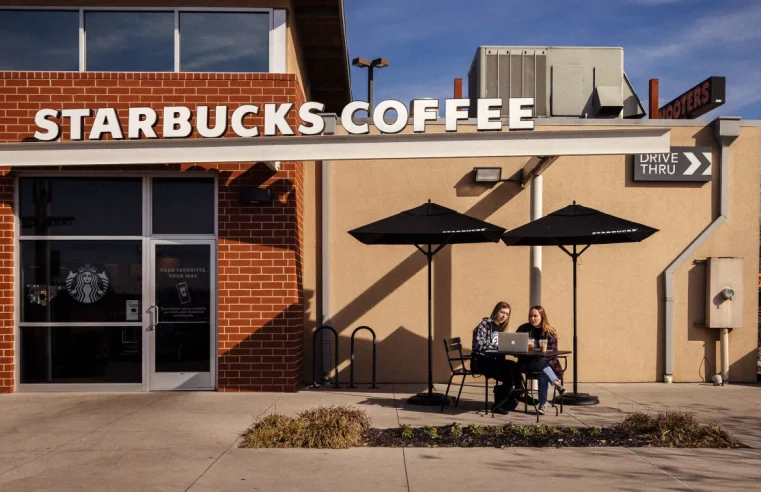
[{"left": 0, "top": 71, "right": 307, "bottom": 392}]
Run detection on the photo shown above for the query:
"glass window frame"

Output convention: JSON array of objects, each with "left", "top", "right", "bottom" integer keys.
[
  {"left": 14, "top": 172, "right": 218, "bottom": 391},
  {"left": 0, "top": 6, "right": 280, "bottom": 73}
]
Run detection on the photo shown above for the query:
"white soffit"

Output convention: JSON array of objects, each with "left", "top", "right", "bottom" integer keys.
[{"left": 0, "top": 129, "right": 670, "bottom": 167}]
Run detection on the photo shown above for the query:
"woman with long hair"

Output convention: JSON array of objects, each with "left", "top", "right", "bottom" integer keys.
[
  {"left": 471, "top": 301, "right": 523, "bottom": 414},
  {"left": 516, "top": 305, "right": 566, "bottom": 415}
]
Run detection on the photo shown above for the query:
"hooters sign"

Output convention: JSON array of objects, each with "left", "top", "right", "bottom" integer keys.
[{"left": 658, "top": 76, "right": 725, "bottom": 119}]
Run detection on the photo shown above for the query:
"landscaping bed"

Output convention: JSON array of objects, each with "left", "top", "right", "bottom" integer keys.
[{"left": 239, "top": 406, "right": 746, "bottom": 450}]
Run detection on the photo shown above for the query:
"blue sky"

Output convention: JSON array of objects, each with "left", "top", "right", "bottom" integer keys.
[{"left": 344, "top": 0, "right": 761, "bottom": 120}]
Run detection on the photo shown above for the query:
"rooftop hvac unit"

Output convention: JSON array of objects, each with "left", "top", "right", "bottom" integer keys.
[{"left": 467, "top": 46, "right": 646, "bottom": 119}]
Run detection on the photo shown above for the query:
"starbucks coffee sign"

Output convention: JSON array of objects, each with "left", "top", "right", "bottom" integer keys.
[{"left": 32, "top": 98, "right": 536, "bottom": 142}]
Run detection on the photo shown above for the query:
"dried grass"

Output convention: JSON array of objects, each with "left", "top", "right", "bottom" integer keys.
[
  {"left": 240, "top": 405, "right": 371, "bottom": 449},
  {"left": 613, "top": 412, "right": 743, "bottom": 448}
]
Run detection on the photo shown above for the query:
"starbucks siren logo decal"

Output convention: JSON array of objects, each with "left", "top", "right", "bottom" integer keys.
[{"left": 65, "top": 264, "right": 110, "bottom": 304}]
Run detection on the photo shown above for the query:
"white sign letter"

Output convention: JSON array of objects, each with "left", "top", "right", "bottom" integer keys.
[
  {"left": 197, "top": 106, "right": 228, "bottom": 138},
  {"left": 33, "top": 109, "right": 61, "bottom": 141},
  {"left": 508, "top": 98, "right": 534, "bottom": 130},
  {"left": 264, "top": 103, "right": 295, "bottom": 136},
  {"left": 231, "top": 105, "right": 259, "bottom": 137},
  {"left": 412, "top": 99, "right": 439, "bottom": 133},
  {"left": 373, "top": 100, "right": 408, "bottom": 134},
  {"left": 61, "top": 108, "right": 91, "bottom": 141},
  {"left": 89, "top": 108, "right": 124, "bottom": 140},
  {"left": 445, "top": 99, "right": 470, "bottom": 132},
  {"left": 341, "top": 101, "right": 370, "bottom": 134},
  {"left": 163, "top": 106, "right": 193, "bottom": 138},
  {"left": 477, "top": 98, "right": 502, "bottom": 131},
  {"left": 298, "top": 102, "right": 326, "bottom": 135},
  {"left": 128, "top": 107, "right": 158, "bottom": 139}
]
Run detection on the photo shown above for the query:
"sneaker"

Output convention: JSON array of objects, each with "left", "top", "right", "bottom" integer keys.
[
  {"left": 555, "top": 384, "right": 566, "bottom": 395},
  {"left": 537, "top": 404, "right": 546, "bottom": 415}
]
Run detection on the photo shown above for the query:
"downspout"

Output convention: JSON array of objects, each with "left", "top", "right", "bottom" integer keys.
[
  {"left": 530, "top": 175, "right": 543, "bottom": 306},
  {"left": 320, "top": 159, "right": 332, "bottom": 383},
  {"left": 663, "top": 117, "right": 740, "bottom": 383}
]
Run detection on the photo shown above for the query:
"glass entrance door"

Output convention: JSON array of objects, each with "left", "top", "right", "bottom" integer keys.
[{"left": 148, "top": 240, "right": 215, "bottom": 390}]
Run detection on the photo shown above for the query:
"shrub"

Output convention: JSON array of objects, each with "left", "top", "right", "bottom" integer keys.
[
  {"left": 448, "top": 423, "right": 463, "bottom": 438},
  {"left": 613, "top": 412, "right": 742, "bottom": 448},
  {"left": 400, "top": 424, "right": 413, "bottom": 439},
  {"left": 240, "top": 405, "right": 371, "bottom": 449}
]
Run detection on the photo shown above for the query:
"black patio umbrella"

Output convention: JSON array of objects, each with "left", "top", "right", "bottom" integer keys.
[
  {"left": 502, "top": 201, "right": 658, "bottom": 405},
  {"left": 349, "top": 200, "right": 506, "bottom": 406}
]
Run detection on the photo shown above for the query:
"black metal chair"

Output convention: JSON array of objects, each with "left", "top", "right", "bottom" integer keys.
[
  {"left": 523, "top": 355, "right": 568, "bottom": 419},
  {"left": 441, "top": 337, "right": 491, "bottom": 413},
  {"left": 551, "top": 356, "right": 568, "bottom": 413}
]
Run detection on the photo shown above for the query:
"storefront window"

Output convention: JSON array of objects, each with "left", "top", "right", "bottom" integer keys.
[
  {"left": 0, "top": 10, "right": 79, "bottom": 70},
  {"left": 20, "top": 326, "right": 142, "bottom": 383},
  {"left": 152, "top": 178, "right": 215, "bottom": 235},
  {"left": 20, "top": 240, "right": 143, "bottom": 323},
  {"left": 179, "top": 12, "right": 269, "bottom": 72},
  {"left": 19, "top": 178, "right": 142, "bottom": 236},
  {"left": 84, "top": 11, "right": 174, "bottom": 71}
]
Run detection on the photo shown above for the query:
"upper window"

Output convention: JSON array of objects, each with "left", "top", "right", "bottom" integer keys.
[
  {"left": 152, "top": 178, "right": 215, "bottom": 235},
  {"left": 180, "top": 12, "right": 269, "bottom": 72},
  {"left": 85, "top": 11, "right": 174, "bottom": 72},
  {"left": 0, "top": 8, "right": 275, "bottom": 73},
  {"left": 19, "top": 178, "right": 143, "bottom": 236},
  {"left": 0, "top": 10, "right": 79, "bottom": 70}
]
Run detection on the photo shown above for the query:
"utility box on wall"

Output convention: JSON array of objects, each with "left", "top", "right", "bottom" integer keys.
[{"left": 706, "top": 257, "right": 744, "bottom": 328}]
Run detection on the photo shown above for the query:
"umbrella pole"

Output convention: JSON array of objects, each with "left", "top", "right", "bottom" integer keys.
[
  {"left": 558, "top": 243, "right": 599, "bottom": 406},
  {"left": 407, "top": 243, "right": 453, "bottom": 406},
  {"left": 427, "top": 244, "right": 433, "bottom": 396},
  {"left": 573, "top": 245, "right": 578, "bottom": 395}
]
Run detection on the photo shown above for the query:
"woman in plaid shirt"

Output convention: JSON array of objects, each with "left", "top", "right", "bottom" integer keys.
[{"left": 471, "top": 301, "right": 523, "bottom": 413}]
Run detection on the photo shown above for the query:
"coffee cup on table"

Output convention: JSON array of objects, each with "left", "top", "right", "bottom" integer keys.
[
  {"left": 539, "top": 339, "right": 548, "bottom": 353},
  {"left": 527, "top": 338, "right": 535, "bottom": 351}
]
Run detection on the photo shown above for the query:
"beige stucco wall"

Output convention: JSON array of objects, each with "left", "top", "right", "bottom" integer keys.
[{"left": 303, "top": 122, "right": 760, "bottom": 385}]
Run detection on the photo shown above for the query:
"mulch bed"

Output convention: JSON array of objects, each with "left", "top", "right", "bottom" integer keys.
[{"left": 362, "top": 422, "right": 746, "bottom": 448}]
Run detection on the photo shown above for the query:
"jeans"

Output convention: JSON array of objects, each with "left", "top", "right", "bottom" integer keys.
[{"left": 526, "top": 358, "right": 559, "bottom": 405}]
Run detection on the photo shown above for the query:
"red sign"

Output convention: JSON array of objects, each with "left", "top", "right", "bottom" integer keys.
[{"left": 658, "top": 77, "right": 725, "bottom": 119}]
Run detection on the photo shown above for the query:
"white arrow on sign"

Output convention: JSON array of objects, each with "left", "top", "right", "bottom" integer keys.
[
  {"left": 683, "top": 152, "right": 702, "bottom": 175},
  {"left": 702, "top": 152, "right": 712, "bottom": 175}
]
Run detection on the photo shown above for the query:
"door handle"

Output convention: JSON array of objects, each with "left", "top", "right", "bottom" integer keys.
[{"left": 147, "top": 305, "right": 159, "bottom": 331}]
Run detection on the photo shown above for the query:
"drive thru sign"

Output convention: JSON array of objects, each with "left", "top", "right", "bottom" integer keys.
[{"left": 633, "top": 147, "right": 713, "bottom": 182}]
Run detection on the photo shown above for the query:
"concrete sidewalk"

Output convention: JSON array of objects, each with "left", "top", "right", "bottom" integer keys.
[{"left": 0, "top": 383, "right": 758, "bottom": 491}]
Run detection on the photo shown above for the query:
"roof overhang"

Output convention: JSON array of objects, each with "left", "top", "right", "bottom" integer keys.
[
  {"left": 294, "top": 0, "right": 352, "bottom": 112},
  {"left": 0, "top": 129, "right": 670, "bottom": 167}
]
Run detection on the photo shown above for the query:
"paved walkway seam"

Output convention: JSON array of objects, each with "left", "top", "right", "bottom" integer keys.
[{"left": 625, "top": 447, "right": 697, "bottom": 491}]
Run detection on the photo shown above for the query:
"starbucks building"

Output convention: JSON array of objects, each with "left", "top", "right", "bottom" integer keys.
[{"left": 0, "top": 3, "right": 759, "bottom": 394}]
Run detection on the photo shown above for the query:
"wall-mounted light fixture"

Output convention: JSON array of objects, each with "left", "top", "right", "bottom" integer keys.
[
  {"left": 473, "top": 167, "right": 503, "bottom": 182},
  {"left": 240, "top": 187, "right": 272, "bottom": 205}
]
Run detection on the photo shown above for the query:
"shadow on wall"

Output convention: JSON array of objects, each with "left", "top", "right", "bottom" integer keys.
[
  {"left": 187, "top": 161, "right": 307, "bottom": 391},
  {"left": 687, "top": 263, "right": 718, "bottom": 382},
  {"left": 313, "top": 177, "right": 523, "bottom": 385}
]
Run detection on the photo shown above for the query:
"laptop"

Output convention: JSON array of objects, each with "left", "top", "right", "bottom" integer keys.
[{"left": 498, "top": 332, "right": 529, "bottom": 353}]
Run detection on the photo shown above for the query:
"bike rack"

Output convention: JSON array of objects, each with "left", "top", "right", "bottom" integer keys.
[
  {"left": 350, "top": 326, "right": 378, "bottom": 388},
  {"left": 311, "top": 325, "right": 339, "bottom": 388}
]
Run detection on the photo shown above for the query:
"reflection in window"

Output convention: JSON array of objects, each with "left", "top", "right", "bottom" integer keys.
[
  {"left": 19, "top": 178, "right": 142, "bottom": 236},
  {"left": 21, "top": 326, "right": 142, "bottom": 383},
  {"left": 85, "top": 11, "right": 174, "bottom": 71},
  {"left": 180, "top": 12, "right": 269, "bottom": 72},
  {"left": 155, "top": 323, "right": 210, "bottom": 373},
  {"left": 20, "top": 240, "right": 143, "bottom": 323},
  {"left": 152, "top": 178, "right": 215, "bottom": 234},
  {"left": 0, "top": 10, "right": 79, "bottom": 70}
]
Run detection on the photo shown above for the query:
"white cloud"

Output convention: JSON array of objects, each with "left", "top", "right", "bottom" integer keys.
[{"left": 627, "top": 3, "right": 761, "bottom": 72}]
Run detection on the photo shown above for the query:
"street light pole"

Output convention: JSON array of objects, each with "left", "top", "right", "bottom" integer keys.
[{"left": 352, "top": 57, "right": 389, "bottom": 120}]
